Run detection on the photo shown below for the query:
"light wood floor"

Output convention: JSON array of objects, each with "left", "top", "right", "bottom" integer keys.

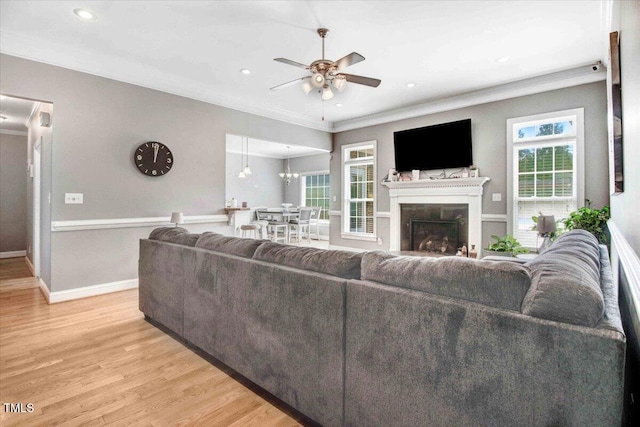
[{"left": 0, "top": 257, "right": 313, "bottom": 427}]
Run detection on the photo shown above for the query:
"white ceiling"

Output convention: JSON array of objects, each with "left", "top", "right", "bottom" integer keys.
[
  {"left": 0, "top": 1, "right": 610, "bottom": 134},
  {"left": 0, "top": 95, "right": 37, "bottom": 133}
]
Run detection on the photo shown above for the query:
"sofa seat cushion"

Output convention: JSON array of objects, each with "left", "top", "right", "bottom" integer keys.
[
  {"left": 253, "top": 242, "right": 363, "bottom": 279},
  {"left": 148, "top": 227, "right": 200, "bottom": 247},
  {"left": 361, "top": 251, "right": 531, "bottom": 311},
  {"left": 195, "top": 232, "right": 267, "bottom": 258},
  {"left": 522, "top": 229, "right": 604, "bottom": 327}
]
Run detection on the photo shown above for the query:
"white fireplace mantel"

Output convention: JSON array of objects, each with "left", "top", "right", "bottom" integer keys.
[{"left": 383, "top": 177, "right": 490, "bottom": 254}]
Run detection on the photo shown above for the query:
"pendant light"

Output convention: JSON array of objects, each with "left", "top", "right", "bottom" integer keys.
[
  {"left": 238, "top": 136, "right": 246, "bottom": 178},
  {"left": 243, "top": 137, "right": 252, "bottom": 175}
]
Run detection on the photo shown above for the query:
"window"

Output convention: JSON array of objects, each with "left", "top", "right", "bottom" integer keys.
[
  {"left": 301, "top": 172, "right": 330, "bottom": 220},
  {"left": 342, "top": 141, "right": 376, "bottom": 238},
  {"left": 507, "top": 109, "right": 585, "bottom": 249}
]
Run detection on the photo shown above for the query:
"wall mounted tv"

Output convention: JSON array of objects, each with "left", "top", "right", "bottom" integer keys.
[{"left": 393, "top": 118, "right": 472, "bottom": 173}]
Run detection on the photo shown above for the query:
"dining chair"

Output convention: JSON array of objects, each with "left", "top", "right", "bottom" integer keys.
[
  {"left": 257, "top": 209, "right": 288, "bottom": 243},
  {"left": 308, "top": 206, "right": 322, "bottom": 240},
  {"left": 288, "top": 207, "right": 312, "bottom": 244}
]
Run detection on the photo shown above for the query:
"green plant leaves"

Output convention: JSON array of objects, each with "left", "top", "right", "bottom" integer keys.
[
  {"left": 486, "top": 234, "right": 529, "bottom": 256},
  {"left": 563, "top": 204, "right": 610, "bottom": 244}
]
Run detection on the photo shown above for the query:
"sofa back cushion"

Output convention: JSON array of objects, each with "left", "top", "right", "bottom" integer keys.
[
  {"left": 195, "top": 232, "right": 266, "bottom": 258},
  {"left": 522, "top": 229, "right": 604, "bottom": 327},
  {"left": 253, "top": 242, "right": 363, "bottom": 279},
  {"left": 148, "top": 227, "right": 200, "bottom": 247},
  {"left": 361, "top": 251, "right": 531, "bottom": 311}
]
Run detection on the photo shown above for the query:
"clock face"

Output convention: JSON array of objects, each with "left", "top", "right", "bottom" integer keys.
[{"left": 134, "top": 142, "right": 173, "bottom": 177}]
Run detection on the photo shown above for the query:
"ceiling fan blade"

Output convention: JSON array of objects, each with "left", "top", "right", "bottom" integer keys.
[
  {"left": 340, "top": 73, "right": 381, "bottom": 88},
  {"left": 274, "top": 58, "right": 309, "bottom": 70},
  {"left": 333, "top": 52, "right": 365, "bottom": 70},
  {"left": 269, "top": 76, "right": 310, "bottom": 91}
]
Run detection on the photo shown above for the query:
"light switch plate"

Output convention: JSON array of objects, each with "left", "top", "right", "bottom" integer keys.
[
  {"left": 65, "top": 193, "right": 83, "bottom": 204},
  {"left": 492, "top": 193, "right": 502, "bottom": 202}
]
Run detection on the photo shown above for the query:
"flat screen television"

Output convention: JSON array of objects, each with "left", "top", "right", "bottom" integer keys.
[{"left": 393, "top": 119, "right": 472, "bottom": 173}]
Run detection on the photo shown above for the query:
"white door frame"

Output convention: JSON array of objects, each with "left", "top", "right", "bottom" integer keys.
[{"left": 33, "top": 136, "right": 41, "bottom": 277}]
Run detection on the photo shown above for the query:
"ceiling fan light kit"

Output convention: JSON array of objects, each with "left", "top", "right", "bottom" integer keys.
[{"left": 271, "top": 27, "right": 381, "bottom": 105}]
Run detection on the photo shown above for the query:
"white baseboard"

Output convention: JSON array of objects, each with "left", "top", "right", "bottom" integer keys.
[
  {"left": 0, "top": 250, "right": 27, "bottom": 259},
  {"left": 38, "top": 277, "right": 50, "bottom": 304},
  {"left": 48, "top": 278, "right": 139, "bottom": 304},
  {"left": 25, "top": 256, "right": 35, "bottom": 276}
]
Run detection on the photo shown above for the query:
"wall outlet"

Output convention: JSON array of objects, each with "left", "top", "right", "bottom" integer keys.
[
  {"left": 492, "top": 193, "right": 502, "bottom": 202},
  {"left": 65, "top": 193, "right": 84, "bottom": 204},
  {"left": 377, "top": 237, "right": 383, "bottom": 245},
  {"left": 333, "top": 195, "right": 336, "bottom": 202}
]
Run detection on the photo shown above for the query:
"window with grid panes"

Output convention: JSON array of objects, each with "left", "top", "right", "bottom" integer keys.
[
  {"left": 343, "top": 142, "right": 376, "bottom": 236},
  {"left": 302, "top": 173, "right": 330, "bottom": 220},
  {"left": 510, "top": 111, "right": 583, "bottom": 249}
]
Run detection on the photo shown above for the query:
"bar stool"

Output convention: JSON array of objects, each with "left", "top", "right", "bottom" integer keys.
[
  {"left": 240, "top": 223, "right": 260, "bottom": 239},
  {"left": 252, "top": 220, "right": 269, "bottom": 240}
]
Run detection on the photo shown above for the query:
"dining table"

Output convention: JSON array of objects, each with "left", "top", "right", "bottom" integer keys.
[{"left": 259, "top": 208, "right": 300, "bottom": 222}]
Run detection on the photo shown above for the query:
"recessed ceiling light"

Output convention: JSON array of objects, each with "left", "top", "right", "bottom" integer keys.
[
  {"left": 335, "top": 103, "right": 343, "bottom": 107},
  {"left": 406, "top": 82, "right": 416, "bottom": 88},
  {"left": 0, "top": 116, "right": 7, "bottom": 122},
  {"left": 240, "top": 69, "right": 251, "bottom": 75},
  {"left": 73, "top": 8, "right": 96, "bottom": 20},
  {"left": 496, "top": 56, "right": 510, "bottom": 63}
]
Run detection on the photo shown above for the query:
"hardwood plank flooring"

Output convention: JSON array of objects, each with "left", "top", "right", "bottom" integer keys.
[{"left": 0, "top": 257, "right": 313, "bottom": 426}]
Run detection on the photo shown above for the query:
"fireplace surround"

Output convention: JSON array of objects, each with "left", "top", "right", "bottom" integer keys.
[{"left": 383, "top": 177, "right": 490, "bottom": 256}]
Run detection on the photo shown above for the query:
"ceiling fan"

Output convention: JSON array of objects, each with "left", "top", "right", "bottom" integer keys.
[{"left": 270, "top": 28, "right": 381, "bottom": 101}]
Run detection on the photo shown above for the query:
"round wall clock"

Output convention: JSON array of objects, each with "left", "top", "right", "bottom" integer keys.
[{"left": 134, "top": 141, "right": 173, "bottom": 177}]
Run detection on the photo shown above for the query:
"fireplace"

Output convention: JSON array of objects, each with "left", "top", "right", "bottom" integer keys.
[
  {"left": 410, "top": 219, "right": 459, "bottom": 255},
  {"left": 401, "top": 204, "right": 468, "bottom": 254},
  {"left": 383, "top": 177, "right": 490, "bottom": 255}
]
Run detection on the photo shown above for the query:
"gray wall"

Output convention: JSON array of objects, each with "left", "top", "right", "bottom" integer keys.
[
  {"left": 0, "top": 54, "right": 331, "bottom": 292},
  {"left": 331, "top": 82, "right": 609, "bottom": 251},
  {"left": 225, "top": 152, "right": 284, "bottom": 208},
  {"left": 284, "top": 152, "right": 331, "bottom": 207},
  {"left": 0, "top": 132, "right": 27, "bottom": 253},
  {"left": 27, "top": 102, "right": 54, "bottom": 287},
  {"left": 225, "top": 151, "right": 330, "bottom": 210}
]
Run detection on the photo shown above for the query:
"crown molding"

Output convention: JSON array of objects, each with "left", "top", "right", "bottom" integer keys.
[
  {"left": 1, "top": 30, "right": 605, "bottom": 135},
  {"left": 0, "top": 31, "right": 334, "bottom": 133},
  {"left": 331, "top": 62, "right": 606, "bottom": 133}
]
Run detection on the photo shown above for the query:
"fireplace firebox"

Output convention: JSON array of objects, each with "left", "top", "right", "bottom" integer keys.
[{"left": 410, "top": 219, "right": 459, "bottom": 255}]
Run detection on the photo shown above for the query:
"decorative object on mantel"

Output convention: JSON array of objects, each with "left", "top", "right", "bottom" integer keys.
[
  {"left": 170, "top": 212, "right": 184, "bottom": 228},
  {"left": 411, "top": 169, "right": 420, "bottom": 181},
  {"left": 279, "top": 146, "right": 299, "bottom": 185},
  {"left": 470, "top": 165, "right": 479, "bottom": 178},
  {"left": 469, "top": 244, "right": 478, "bottom": 258},
  {"left": 536, "top": 214, "right": 557, "bottom": 252}
]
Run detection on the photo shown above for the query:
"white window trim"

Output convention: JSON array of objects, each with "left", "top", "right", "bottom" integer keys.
[
  {"left": 342, "top": 140, "right": 377, "bottom": 239},
  {"left": 506, "top": 108, "right": 585, "bottom": 237},
  {"left": 300, "top": 169, "right": 330, "bottom": 223}
]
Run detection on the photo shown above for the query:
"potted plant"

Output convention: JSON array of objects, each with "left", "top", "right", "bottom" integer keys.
[
  {"left": 562, "top": 200, "right": 611, "bottom": 244},
  {"left": 484, "top": 234, "right": 529, "bottom": 257}
]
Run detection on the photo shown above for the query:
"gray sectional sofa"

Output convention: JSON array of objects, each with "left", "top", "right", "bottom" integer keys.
[{"left": 139, "top": 228, "right": 625, "bottom": 427}]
